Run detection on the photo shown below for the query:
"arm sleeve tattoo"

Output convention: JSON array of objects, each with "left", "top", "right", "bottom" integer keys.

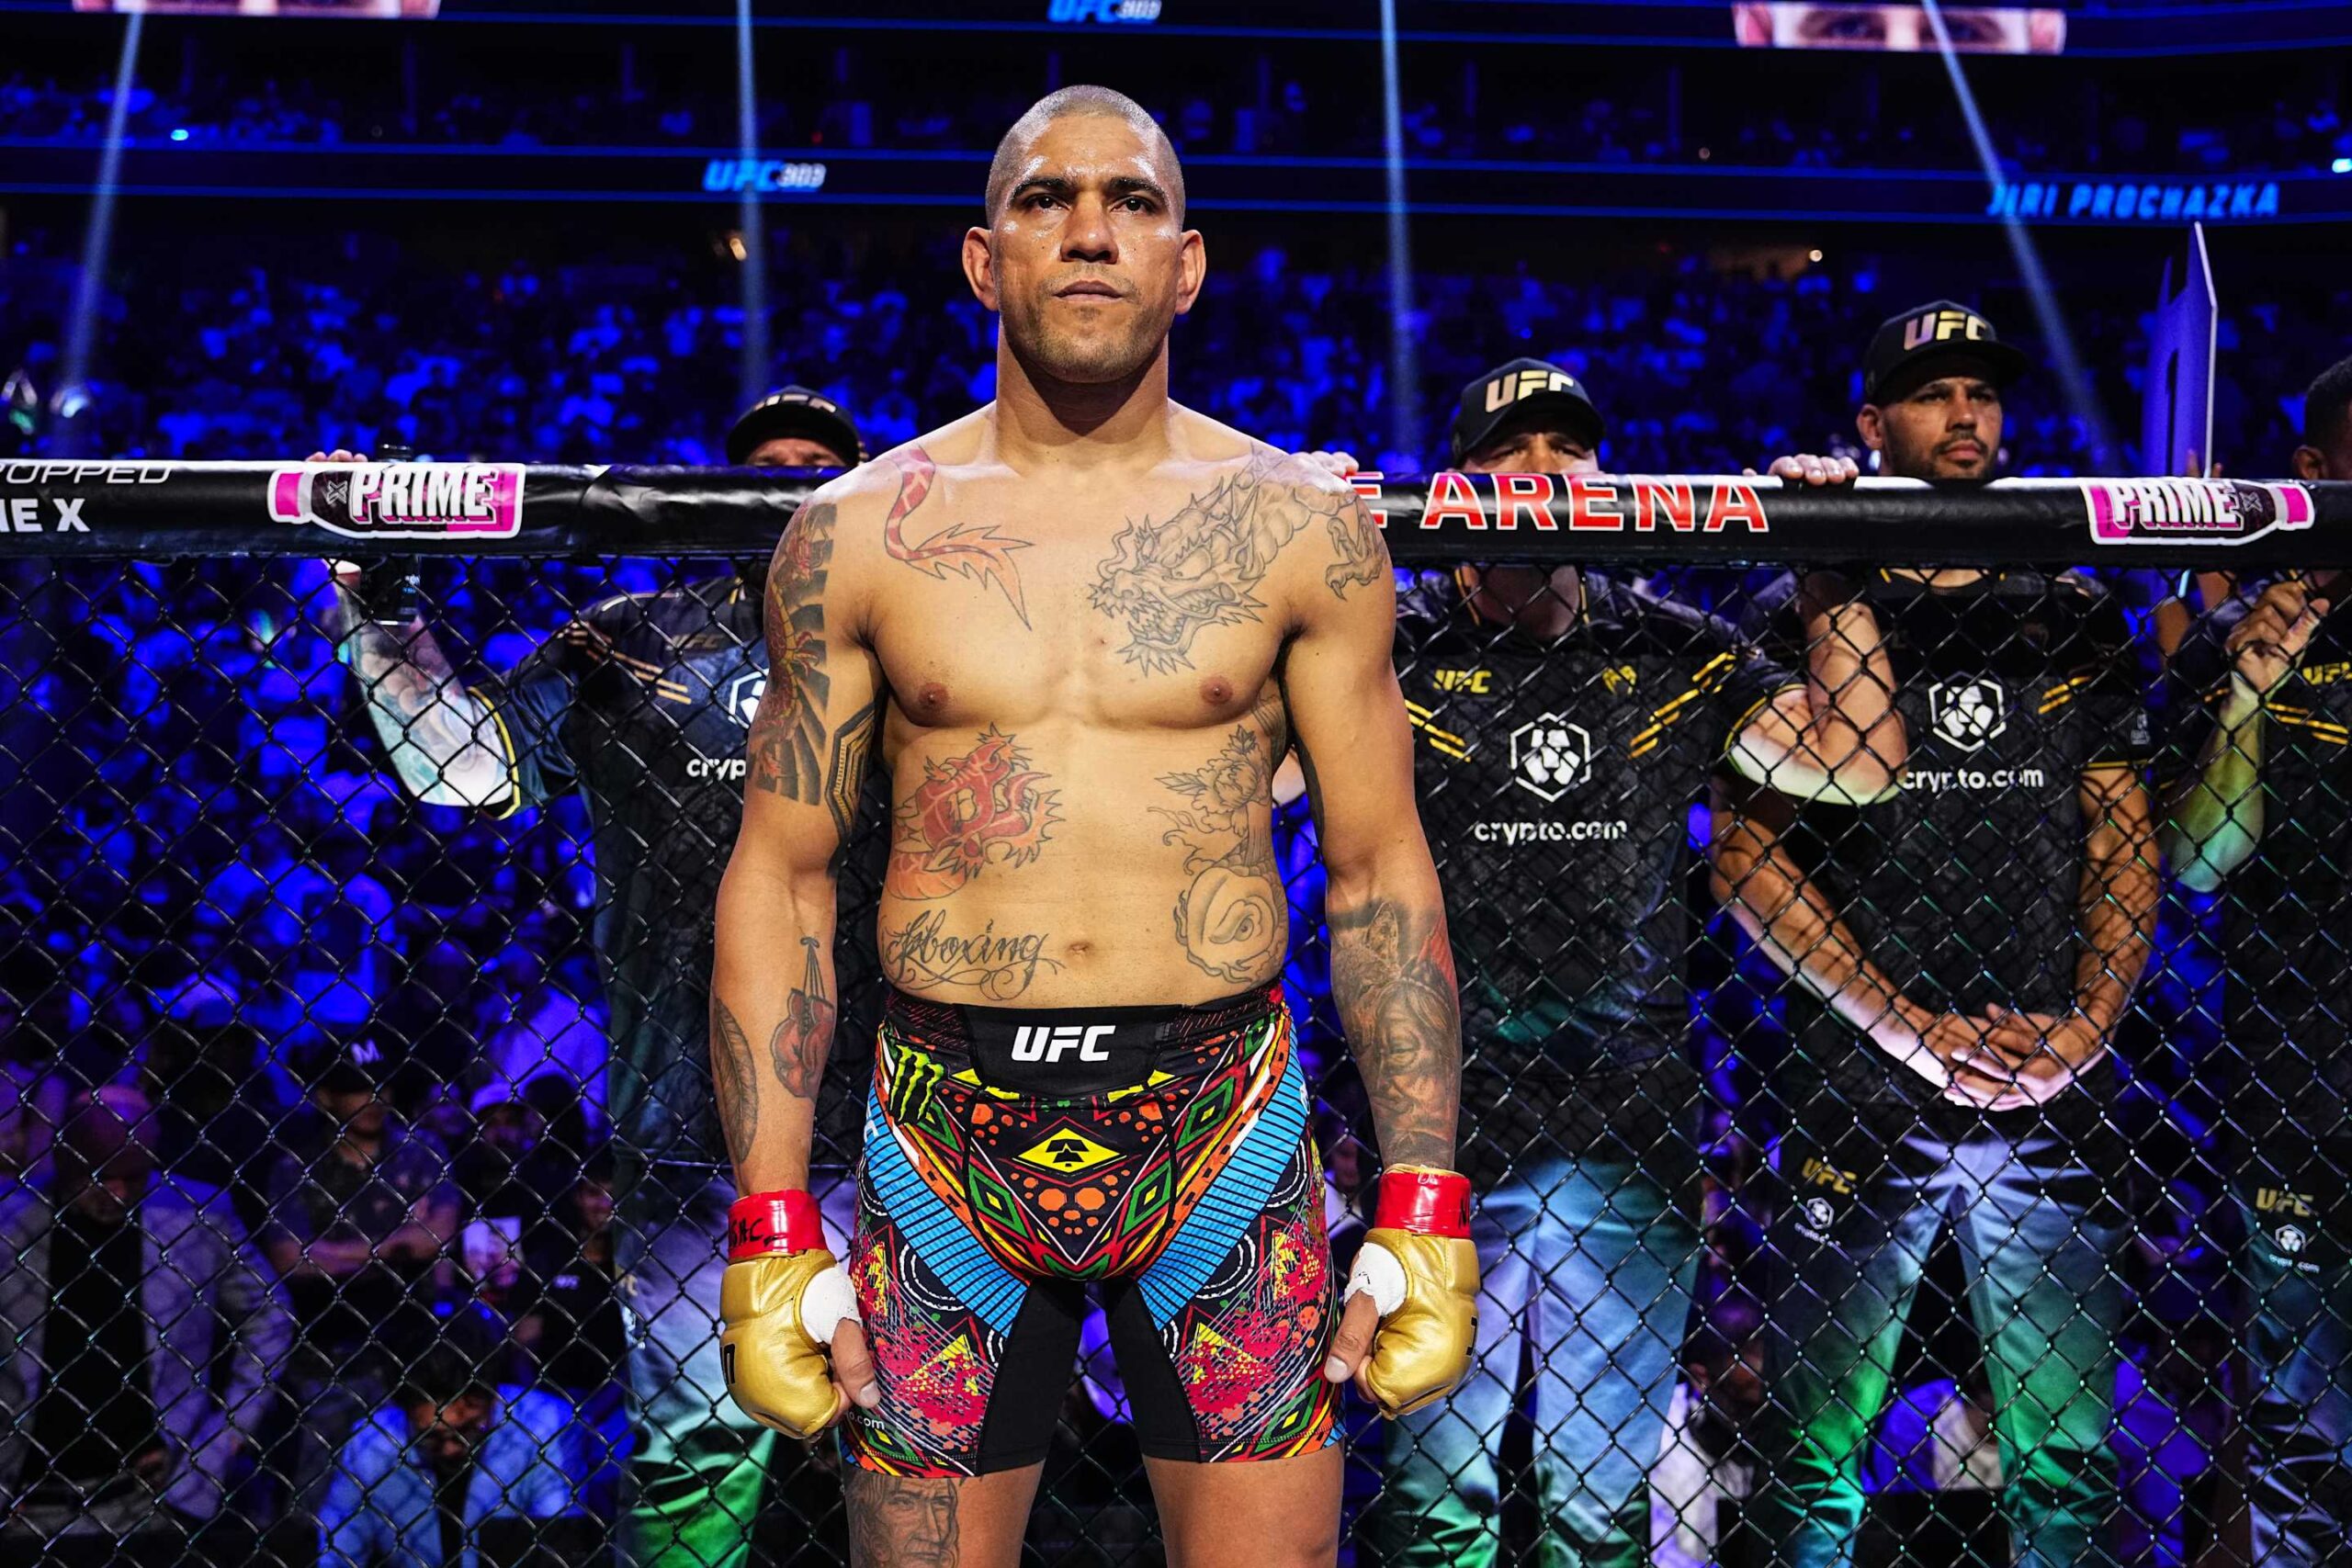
[
  {"left": 747, "top": 502, "right": 840, "bottom": 804},
  {"left": 329, "top": 601, "right": 513, "bottom": 808},
  {"left": 1327, "top": 892, "right": 1463, "bottom": 1169}
]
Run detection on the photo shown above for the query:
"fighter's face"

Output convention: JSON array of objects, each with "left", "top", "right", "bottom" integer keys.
[
  {"left": 967, "top": 115, "right": 1204, "bottom": 387},
  {"left": 1461, "top": 420, "right": 1600, "bottom": 477},
  {"left": 745, "top": 434, "right": 852, "bottom": 469},
  {"left": 1860, "top": 372, "right": 2003, "bottom": 480}
]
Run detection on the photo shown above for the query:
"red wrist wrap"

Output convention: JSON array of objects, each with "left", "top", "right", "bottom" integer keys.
[
  {"left": 1373, "top": 1168, "right": 1473, "bottom": 1237},
  {"left": 728, "top": 1190, "right": 825, "bottom": 1260}
]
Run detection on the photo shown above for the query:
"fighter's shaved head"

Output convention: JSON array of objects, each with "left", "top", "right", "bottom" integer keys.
[{"left": 984, "top": 85, "right": 1184, "bottom": 225}]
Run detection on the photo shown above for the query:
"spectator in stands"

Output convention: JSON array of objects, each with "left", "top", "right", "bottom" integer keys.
[
  {"left": 0, "top": 1043, "right": 64, "bottom": 1180},
  {"left": 480, "top": 934, "right": 607, "bottom": 1131},
  {"left": 1653, "top": 1295, "right": 1768, "bottom": 1568},
  {"left": 455, "top": 1072, "right": 571, "bottom": 1309},
  {"left": 379, "top": 934, "right": 501, "bottom": 1099},
  {"left": 260, "top": 1035, "right": 460, "bottom": 1514},
  {"left": 137, "top": 1018, "right": 280, "bottom": 1233},
  {"left": 192, "top": 815, "right": 397, "bottom": 1081},
  {"left": 512, "top": 1143, "right": 628, "bottom": 1524},
  {"left": 317, "top": 1304, "right": 596, "bottom": 1568},
  {"left": 0, "top": 1086, "right": 291, "bottom": 1563}
]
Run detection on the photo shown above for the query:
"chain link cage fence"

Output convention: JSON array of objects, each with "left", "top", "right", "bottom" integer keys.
[{"left": 0, "top": 463, "right": 2346, "bottom": 1568}]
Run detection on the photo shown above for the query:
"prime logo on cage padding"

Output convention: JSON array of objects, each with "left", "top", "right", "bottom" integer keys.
[
  {"left": 2084, "top": 476, "right": 2315, "bottom": 546},
  {"left": 266, "top": 461, "right": 526, "bottom": 539}
]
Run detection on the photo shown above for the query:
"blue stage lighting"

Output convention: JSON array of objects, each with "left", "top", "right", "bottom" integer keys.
[{"left": 59, "top": 11, "right": 143, "bottom": 458}]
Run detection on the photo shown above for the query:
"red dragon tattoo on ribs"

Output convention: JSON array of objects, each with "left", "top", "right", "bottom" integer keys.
[{"left": 887, "top": 727, "right": 1063, "bottom": 901}]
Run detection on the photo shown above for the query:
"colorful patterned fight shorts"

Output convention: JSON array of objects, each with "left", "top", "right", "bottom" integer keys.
[{"left": 843, "top": 985, "right": 1340, "bottom": 1477}]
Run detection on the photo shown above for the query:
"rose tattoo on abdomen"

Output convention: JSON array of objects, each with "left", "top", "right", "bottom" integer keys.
[{"left": 1153, "top": 703, "right": 1288, "bottom": 984}]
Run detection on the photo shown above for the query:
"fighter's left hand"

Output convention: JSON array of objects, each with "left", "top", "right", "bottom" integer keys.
[
  {"left": 1323, "top": 1165, "right": 1479, "bottom": 1418},
  {"left": 1749, "top": 454, "right": 1860, "bottom": 487}
]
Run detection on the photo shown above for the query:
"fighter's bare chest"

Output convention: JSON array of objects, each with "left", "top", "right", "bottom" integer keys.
[
  {"left": 869, "top": 552, "right": 1284, "bottom": 733},
  {"left": 863, "top": 458, "right": 1317, "bottom": 729}
]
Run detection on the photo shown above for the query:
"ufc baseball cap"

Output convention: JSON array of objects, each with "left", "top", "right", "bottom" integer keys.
[
  {"left": 1448, "top": 358, "right": 1605, "bottom": 465},
  {"left": 1862, "top": 300, "right": 2030, "bottom": 403},
  {"left": 725, "top": 386, "right": 865, "bottom": 468}
]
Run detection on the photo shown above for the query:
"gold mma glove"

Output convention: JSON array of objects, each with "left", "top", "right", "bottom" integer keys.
[
  {"left": 719, "top": 1190, "right": 861, "bottom": 1439},
  {"left": 1346, "top": 1164, "right": 1480, "bottom": 1418}
]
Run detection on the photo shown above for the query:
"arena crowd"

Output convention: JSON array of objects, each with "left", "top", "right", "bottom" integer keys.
[{"left": 1, "top": 144, "right": 2350, "bottom": 1568}]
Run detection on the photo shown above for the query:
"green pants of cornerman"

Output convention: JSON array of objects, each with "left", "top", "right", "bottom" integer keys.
[{"left": 618, "top": 1172, "right": 854, "bottom": 1568}]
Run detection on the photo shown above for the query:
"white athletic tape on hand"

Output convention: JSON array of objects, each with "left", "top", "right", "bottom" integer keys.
[
  {"left": 799, "top": 1265, "right": 858, "bottom": 1348},
  {"left": 1343, "top": 1240, "right": 1408, "bottom": 1318}
]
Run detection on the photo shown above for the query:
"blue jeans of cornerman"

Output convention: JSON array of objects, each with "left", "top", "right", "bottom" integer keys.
[
  {"left": 2238, "top": 1172, "right": 2352, "bottom": 1566},
  {"left": 1749, "top": 1108, "right": 2129, "bottom": 1568},
  {"left": 1368, "top": 1148, "right": 1702, "bottom": 1568}
]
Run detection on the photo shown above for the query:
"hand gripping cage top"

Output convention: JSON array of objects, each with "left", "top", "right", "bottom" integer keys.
[{"left": 0, "top": 460, "right": 2347, "bottom": 1568}]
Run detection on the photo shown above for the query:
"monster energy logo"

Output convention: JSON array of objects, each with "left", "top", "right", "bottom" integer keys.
[{"left": 886, "top": 1043, "right": 945, "bottom": 1123}]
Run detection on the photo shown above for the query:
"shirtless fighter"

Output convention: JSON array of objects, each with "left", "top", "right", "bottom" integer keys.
[{"left": 709, "top": 86, "right": 1476, "bottom": 1565}]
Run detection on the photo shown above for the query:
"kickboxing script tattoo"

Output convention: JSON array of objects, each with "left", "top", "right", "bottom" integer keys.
[
  {"left": 881, "top": 909, "right": 1063, "bottom": 1001},
  {"left": 887, "top": 727, "right": 1062, "bottom": 900}
]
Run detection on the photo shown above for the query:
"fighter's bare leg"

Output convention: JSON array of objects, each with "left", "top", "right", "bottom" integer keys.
[
  {"left": 845, "top": 1463, "right": 1044, "bottom": 1568},
  {"left": 1144, "top": 1449, "right": 1344, "bottom": 1568}
]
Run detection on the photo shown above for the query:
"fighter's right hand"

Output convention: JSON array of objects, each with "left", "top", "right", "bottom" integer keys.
[{"left": 718, "top": 1190, "right": 876, "bottom": 1439}]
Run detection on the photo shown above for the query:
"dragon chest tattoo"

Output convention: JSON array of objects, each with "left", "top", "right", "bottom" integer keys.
[{"left": 1090, "top": 453, "right": 1351, "bottom": 675}]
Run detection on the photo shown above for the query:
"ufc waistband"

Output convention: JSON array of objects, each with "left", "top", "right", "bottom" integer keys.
[{"left": 880, "top": 984, "right": 1283, "bottom": 1098}]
